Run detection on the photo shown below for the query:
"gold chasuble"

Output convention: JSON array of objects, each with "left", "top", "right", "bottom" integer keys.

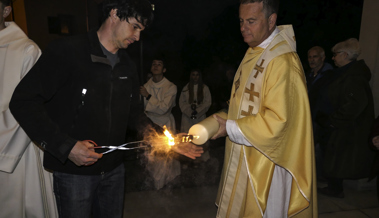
[{"left": 216, "top": 25, "right": 317, "bottom": 217}]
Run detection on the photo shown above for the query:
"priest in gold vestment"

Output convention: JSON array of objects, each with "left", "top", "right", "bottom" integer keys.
[{"left": 211, "top": 1, "right": 317, "bottom": 217}]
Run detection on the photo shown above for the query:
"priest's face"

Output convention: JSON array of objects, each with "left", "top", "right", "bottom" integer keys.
[{"left": 239, "top": 2, "right": 276, "bottom": 48}]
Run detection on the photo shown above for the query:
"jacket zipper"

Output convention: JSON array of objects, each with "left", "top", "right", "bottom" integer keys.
[{"left": 107, "top": 69, "right": 113, "bottom": 144}]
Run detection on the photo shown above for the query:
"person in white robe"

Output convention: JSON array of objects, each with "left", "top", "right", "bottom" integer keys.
[
  {"left": 0, "top": 1, "right": 57, "bottom": 217},
  {"left": 179, "top": 69, "right": 212, "bottom": 133},
  {"left": 140, "top": 58, "right": 179, "bottom": 189},
  {"left": 140, "top": 59, "right": 177, "bottom": 133},
  {"left": 179, "top": 69, "right": 212, "bottom": 164}
]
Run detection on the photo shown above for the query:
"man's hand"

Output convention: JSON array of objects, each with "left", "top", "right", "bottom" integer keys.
[
  {"left": 173, "top": 133, "right": 204, "bottom": 159},
  {"left": 140, "top": 86, "right": 149, "bottom": 98},
  {"left": 68, "top": 141, "right": 103, "bottom": 166},
  {"left": 211, "top": 114, "right": 227, "bottom": 139},
  {"left": 373, "top": 136, "right": 379, "bottom": 149}
]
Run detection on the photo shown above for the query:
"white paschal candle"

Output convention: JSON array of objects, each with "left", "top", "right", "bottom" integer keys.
[{"left": 188, "top": 109, "right": 228, "bottom": 145}]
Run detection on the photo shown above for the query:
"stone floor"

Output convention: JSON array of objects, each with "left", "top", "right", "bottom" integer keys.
[
  {"left": 123, "top": 139, "right": 379, "bottom": 217},
  {"left": 123, "top": 181, "right": 379, "bottom": 218}
]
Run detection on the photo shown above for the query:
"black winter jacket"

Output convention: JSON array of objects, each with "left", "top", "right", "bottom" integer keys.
[
  {"left": 10, "top": 30, "right": 148, "bottom": 175},
  {"left": 315, "top": 60, "right": 375, "bottom": 179}
]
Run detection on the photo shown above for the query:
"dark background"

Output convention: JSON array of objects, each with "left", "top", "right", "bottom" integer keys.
[
  {"left": 131, "top": 0, "right": 364, "bottom": 85},
  {"left": 23, "top": 0, "right": 364, "bottom": 137},
  {"left": 23, "top": 0, "right": 364, "bottom": 89},
  {"left": 18, "top": 0, "right": 365, "bottom": 191}
]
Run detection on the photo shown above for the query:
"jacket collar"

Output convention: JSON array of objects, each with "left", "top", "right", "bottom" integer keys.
[
  {"left": 87, "top": 29, "right": 130, "bottom": 67},
  {"left": 87, "top": 29, "right": 110, "bottom": 65}
]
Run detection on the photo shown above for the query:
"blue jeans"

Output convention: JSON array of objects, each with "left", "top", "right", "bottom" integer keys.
[{"left": 53, "top": 164, "right": 125, "bottom": 218}]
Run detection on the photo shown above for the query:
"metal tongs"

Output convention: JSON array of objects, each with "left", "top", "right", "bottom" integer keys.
[{"left": 85, "top": 140, "right": 148, "bottom": 154}]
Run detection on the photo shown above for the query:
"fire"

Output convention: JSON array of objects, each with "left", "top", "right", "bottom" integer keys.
[
  {"left": 163, "top": 126, "right": 175, "bottom": 146},
  {"left": 180, "top": 135, "right": 200, "bottom": 143}
]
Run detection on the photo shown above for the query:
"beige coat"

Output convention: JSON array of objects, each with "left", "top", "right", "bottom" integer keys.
[{"left": 0, "top": 22, "right": 58, "bottom": 218}]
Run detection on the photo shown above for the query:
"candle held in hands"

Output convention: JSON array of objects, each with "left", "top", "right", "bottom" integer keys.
[{"left": 188, "top": 109, "right": 228, "bottom": 145}]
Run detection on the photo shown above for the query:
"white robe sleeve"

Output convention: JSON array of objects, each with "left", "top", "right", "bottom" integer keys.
[
  {"left": 226, "top": 119, "right": 253, "bottom": 146},
  {"left": 0, "top": 42, "right": 41, "bottom": 173}
]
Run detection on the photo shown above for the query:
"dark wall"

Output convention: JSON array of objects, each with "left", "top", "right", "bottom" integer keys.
[
  {"left": 23, "top": 0, "right": 364, "bottom": 89},
  {"left": 24, "top": 0, "right": 100, "bottom": 50}
]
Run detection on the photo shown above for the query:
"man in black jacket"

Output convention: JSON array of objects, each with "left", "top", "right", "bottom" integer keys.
[{"left": 10, "top": 0, "right": 202, "bottom": 217}]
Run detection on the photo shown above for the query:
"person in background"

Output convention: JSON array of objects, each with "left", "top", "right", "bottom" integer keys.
[
  {"left": 140, "top": 57, "right": 180, "bottom": 189},
  {"left": 179, "top": 69, "right": 212, "bottom": 134},
  {"left": 306, "top": 46, "right": 333, "bottom": 183},
  {"left": 0, "top": 0, "right": 57, "bottom": 217},
  {"left": 316, "top": 38, "right": 375, "bottom": 198},
  {"left": 210, "top": 0, "right": 317, "bottom": 216},
  {"left": 306, "top": 46, "right": 333, "bottom": 91},
  {"left": 140, "top": 57, "right": 177, "bottom": 133},
  {"left": 179, "top": 69, "right": 212, "bottom": 166},
  {"left": 10, "top": 1, "right": 202, "bottom": 217}
]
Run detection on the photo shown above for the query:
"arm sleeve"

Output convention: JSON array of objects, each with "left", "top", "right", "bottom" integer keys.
[
  {"left": 235, "top": 53, "right": 306, "bottom": 152},
  {"left": 10, "top": 40, "right": 78, "bottom": 163},
  {"left": 195, "top": 85, "right": 212, "bottom": 117},
  {"left": 226, "top": 119, "right": 252, "bottom": 146},
  {"left": 20, "top": 43, "right": 41, "bottom": 78},
  {"left": 125, "top": 63, "right": 160, "bottom": 139},
  {"left": 145, "top": 84, "right": 177, "bottom": 115}
]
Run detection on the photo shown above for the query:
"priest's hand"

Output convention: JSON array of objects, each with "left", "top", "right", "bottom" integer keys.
[
  {"left": 68, "top": 140, "right": 103, "bottom": 166},
  {"left": 211, "top": 114, "right": 227, "bottom": 139},
  {"left": 173, "top": 133, "right": 204, "bottom": 159}
]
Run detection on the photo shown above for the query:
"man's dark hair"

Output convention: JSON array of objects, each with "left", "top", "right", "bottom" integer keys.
[
  {"left": 240, "top": 0, "right": 279, "bottom": 18},
  {"left": 0, "top": 0, "right": 11, "bottom": 7},
  {"left": 101, "top": 0, "right": 153, "bottom": 27}
]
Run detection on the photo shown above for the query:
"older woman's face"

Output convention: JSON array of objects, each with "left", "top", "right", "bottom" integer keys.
[{"left": 332, "top": 51, "right": 348, "bottom": 68}]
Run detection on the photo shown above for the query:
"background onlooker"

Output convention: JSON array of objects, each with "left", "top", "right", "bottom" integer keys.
[
  {"left": 140, "top": 57, "right": 177, "bottom": 133},
  {"left": 140, "top": 57, "right": 180, "bottom": 189},
  {"left": 316, "top": 38, "right": 375, "bottom": 198},
  {"left": 179, "top": 69, "right": 212, "bottom": 166},
  {"left": 306, "top": 46, "right": 333, "bottom": 182},
  {"left": 306, "top": 46, "right": 333, "bottom": 92},
  {"left": 179, "top": 69, "right": 212, "bottom": 133}
]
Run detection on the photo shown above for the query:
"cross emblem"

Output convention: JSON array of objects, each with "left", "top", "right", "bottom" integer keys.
[
  {"left": 245, "top": 83, "right": 259, "bottom": 102},
  {"left": 253, "top": 59, "right": 265, "bottom": 78},
  {"left": 233, "top": 72, "right": 241, "bottom": 98},
  {"left": 241, "top": 105, "right": 254, "bottom": 117}
]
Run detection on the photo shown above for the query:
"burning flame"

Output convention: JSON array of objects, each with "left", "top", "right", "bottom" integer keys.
[{"left": 163, "top": 126, "right": 175, "bottom": 146}]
